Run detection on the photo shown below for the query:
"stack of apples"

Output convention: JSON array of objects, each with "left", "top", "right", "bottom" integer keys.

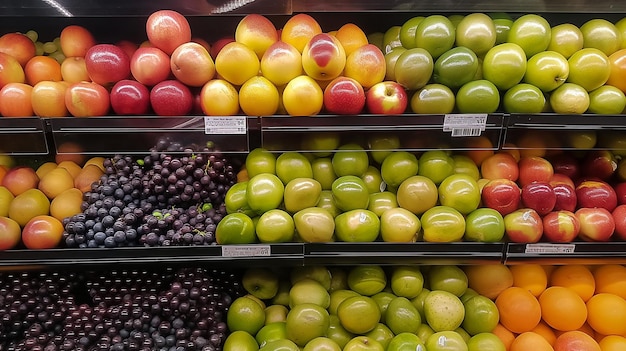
[
  {"left": 217, "top": 132, "right": 626, "bottom": 245},
  {"left": 226, "top": 264, "right": 504, "bottom": 351}
]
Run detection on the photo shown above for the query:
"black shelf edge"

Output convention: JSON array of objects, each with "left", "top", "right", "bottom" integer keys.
[
  {"left": 0, "top": 118, "right": 49, "bottom": 155},
  {"left": 504, "top": 242, "right": 626, "bottom": 265},
  {"left": 506, "top": 114, "right": 626, "bottom": 130}
]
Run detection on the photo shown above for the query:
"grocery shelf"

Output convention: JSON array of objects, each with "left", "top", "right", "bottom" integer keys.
[
  {"left": 504, "top": 242, "right": 626, "bottom": 265},
  {"left": 47, "top": 116, "right": 257, "bottom": 155},
  {"left": 260, "top": 114, "right": 504, "bottom": 153},
  {"left": 0, "top": 118, "right": 49, "bottom": 155}
]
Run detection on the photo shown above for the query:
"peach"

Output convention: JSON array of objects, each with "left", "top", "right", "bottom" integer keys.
[
  {"left": 281, "top": 13, "right": 323, "bottom": 53},
  {"left": 235, "top": 14, "right": 278, "bottom": 59},
  {"left": 343, "top": 44, "right": 386, "bottom": 89},
  {"left": 38, "top": 167, "right": 74, "bottom": 199},
  {"left": 0, "top": 32, "right": 36, "bottom": 67}
]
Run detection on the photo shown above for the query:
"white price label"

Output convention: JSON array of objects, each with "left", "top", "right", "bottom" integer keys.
[
  {"left": 525, "top": 244, "right": 576, "bottom": 254},
  {"left": 204, "top": 116, "right": 247, "bottom": 135},
  {"left": 222, "top": 245, "right": 271, "bottom": 257},
  {"left": 443, "top": 114, "right": 487, "bottom": 137}
]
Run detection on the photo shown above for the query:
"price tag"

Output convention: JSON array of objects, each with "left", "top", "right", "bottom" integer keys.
[
  {"left": 222, "top": 245, "right": 271, "bottom": 257},
  {"left": 204, "top": 116, "right": 247, "bottom": 134},
  {"left": 525, "top": 243, "right": 576, "bottom": 254},
  {"left": 443, "top": 114, "right": 487, "bottom": 137}
]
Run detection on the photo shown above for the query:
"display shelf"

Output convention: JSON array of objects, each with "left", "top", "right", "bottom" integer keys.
[
  {"left": 47, "top": 116, "right": 257, "bottom": 155},
  {"left": 260, "top": 114, "right": 504, "bottom": 153},
  {"left": 0, "top": 118, "right": 49, "bottom": 155},
  {"left": 303, "top": 242, "right": 506, "bottom": 266},
  {"left": 504, "top": 242, "right": 626, "bottom": 265}
]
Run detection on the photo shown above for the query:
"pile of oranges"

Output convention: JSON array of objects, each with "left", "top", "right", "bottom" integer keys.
[{"left": 466, "top": 263, "right": 626, "bottom": 351}]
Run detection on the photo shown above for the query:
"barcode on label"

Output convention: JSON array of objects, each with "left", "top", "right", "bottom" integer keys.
[
  {"left": 222, "top": 245, "right": 271, "bottom": 257},
  {"left": 204, "top": 116, "right": 247, "bottom": 135},
  {"left": 525, "top": 244, "right": 576, "bottom": 254},
  {"left": 451, "top": 128, "right": 482, "bottom": 137}
]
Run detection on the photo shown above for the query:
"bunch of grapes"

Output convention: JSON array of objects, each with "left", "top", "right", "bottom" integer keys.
[{"left": 63, "top": 138, "right": 239, "bottom": 248}]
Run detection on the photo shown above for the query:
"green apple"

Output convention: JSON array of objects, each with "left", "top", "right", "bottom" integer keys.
[
  {"left": 227, "top": 296, "right": 266, "bottom": 335},
  {"left": 588, "top": 84, "right": 626, "bottom": 114},
  {"left": 418, "top": 150, "right": 455, "bottom": 185},
  {"left": 275, "top": 151, "right": 313, "bottom": 185},
  {"left": 329, "top": 267, "right": 349, "bottom": 292},
  {"left": 507, "top": 14, "right": 552, "bottom": 57},
  {"left": 420, "top": 205, "right": 466, "bottom": 242},
  {"left": 289, "top": 278, "right": 331, "bottom": 309},
  {"left": 216, "top": 212, "right": 257, "bottom": 245},
  {"left": 414, "top": 15, "right": 456, "bottom": 59},
  {"left": 368, "top": 134, "right": 401, "bottom": 164},
  {"left": 259, "top": 339, "right": 300, "bottom": 351},
  {"left": 286, "top": 303, "right": 330, "bottom": 347},
  {"left": 385, "top": 296, "right": 422, "bottom": 334},
  {"left": 482, "top": 42, "right": 527, "bottom": 90},
  {"left": 283, "top": 177, "right": 322, "bottom": 213},
  {"left": 416, "top": 323, "right": 435, "bottom": 343},
  {"left": 460, "top": 288, "right": 479, "bottom": 304},
  {"left": 455, "top": 13, "right": 496, "bottom": 56},
  {"left": 390, "top": 265, "right": 424, "bottom": 298},
  {"left": 316, "top": 190, "right": 340, "bottom": 218},
  {"left": 394, "top": 48, "right": 434, "bottom": 90},
  {"left": 246, "top": 148, "right": 276, "bottom": 177},
  {"left": 616, "top": 17, "right": 626, "bottom": 49},
  {"left": 343, "top": 336, "right": 384, "bottom": 351},
  {"left": 334, "top": 209, "right": 380, "bottom": 242},
  {"left": 293, "top": 207, "right": 335, "bottom": 243},
  {"left": 329, "top": 289, "right": 361, "bottom": 315},
  {"left": 581, "top": 18, "right": 621, "bottom": 56},
  {"left": 384, "top": 47, "right": 407, "bottom": 81},
  {"left": 246, "top": 173, "right": 285, "bottom": 213},
  {"left": 567, "top": 47, "right": 610, "bottom": 92},
  {"left": 549, "top": 82, "right": 590, "bottom": 114},
  {"left": 365, "top": 323, "right": 395, "bottom": 349},
  {"left": 223, "top": 330, "right": 259, "bottom": 351},
  {"left": 462, "top": 295, "right": 500, "bottom": 336},
  {"left": 242, "top": 267, "right": 280, "bottom": 300},
  {"left": 452, "top": 155, "right": 480, "bottom": 181},
  {"left": 255, "top": 209, "right": 295, "bottom": 243},
  {"left": 265, "top": 305, "right": 289, "bottom": 324},
  {"left": 399, "top": 16, "right": 425, "bottom": 49},
  {"left": 548, "top": 23, "right": 584, "bottom": 59},
  {"left": 301, "top": 133, "right": 341, "bottom": 157},
  {"left": 455, "top": 79, "right": 500, "bottom": 113},
  {"left": 303, "top": 337, "right": 342, "bottom": 351},
  {"left": 455, "top": 328, "right": 471, "bottom": 343},
  {"left": 337, "top": 295, "right": 382, "bottom": 334},
  {"left": 380, "top": 207, "right": 421, "bottom": 242},
  {"left": 291, "top": 265, "right": 333, "bottom": 290},
  {"left": 448, "top": 14, "right": 465, "bottom": 28},
  {"left": 411, "top": 287, "right": 430, "bottom": 320},
  {"left": 424, "top": 290, "right": 465, "bottom": 332},
  {"left": 361, "top": 166, "right": 384, "bottom": 194},
  {"left": 225, "top": 181, "right": 256, "bottom": 216},
  {"left": 492, "top": 16, "right": 513, "bottom": 45},
  {"left": 332, "top": 143, "right": 369, "bottom": 177},
  {"left": 410, "top": 83, "right": 455, "bottom": 114},
  {"left": 428, "top": 265, "right": 468, "bottom": 297},
  {"left": 466, "top": 333, "right": 506, "bottom": 351},
  {"left": 332, "top": 175, "right": 370, "bottom": 211},
  {"left": 347, "top": 265, "right": 387, "bottom": 296},
  {"left": 523, "top": 50, "right": 569, "bottom": 92},
  {"left": 396, "top": 175, "right": 439, "bottom": 215},
  {"left": 256, "top": 321, "right": 287, "bottom": 347},
  {"left": 426, "top": 331, "right": 468, "bottom": 351},
  {"left": 437, "top": 174, "right": 480, "bottom": 215},
  {"left": 464, "top": 207, "right": 505, "bottom": 242},
  {"left": 368, "top": 191, "right": 398, "bottom": 217},
  {"left": 368, "top": 32, "right": 385, "bottom": 52},
  {"left": 502, "top": 83, "right": 547, "bottom": 113},
  {"left": 311, "top": 157, "right": 337, "bottom": 190},
  {"left": 371, "top": 291, "right": 396, "bottom": 323},
  {"left": 383, "top": 26, "right": 403, "bottom": 54},
  {"left": 387, "top": 332, "right": 426, "bottom": 351},
  {"left": 272, "top": 280, "right": 291, "bottom": 306},
  {"left": 433, "top": 46, "right": 479, "bottom": 88},
  {"left": 381, "top": 151, "right": 419, "bottom": 188},
  {"left": 327, "top": 315, "right": 355, "bottom": 348}
]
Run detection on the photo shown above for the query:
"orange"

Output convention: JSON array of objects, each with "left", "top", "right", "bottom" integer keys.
[
  {"left": 24, "top": 55, "right": 62, "bottom": 86},
  {"left": 531, "top": 321, "right": 557, "bottom": 346},
  {"left": 510, "top": 332, "right": 554, "bottom": 351},
  {"left": 593, "top": 264, "right": 626, "bottom": 299},
  {"left": 553, "top": 330, "right": 601, "bottom": 351},
  {"left": 335, "top": 23, "right": 369, "bottom": 56},
  {"left": 510, "top": 264, "right": 548, "bottom": 297},
  {"left": 0, "top": 82, "right": 33, "bottom": 117},
  {"left": 465, "top": 264, "right": 514, "bottom": 300},
  {"left": 550, "top": 265, "right": 596, "bottom": 302},
  {"left": 539, "top": 286, "right": 587, "bottom": 332},
  {"left": 598, "top": 335, "right": 626, "bottom": 351},
  {"left": 495, "top": 286, "right": 542, "bottom": 334},
  {"left": 492, "top": 323, "right": 516, "bottom": 351},
  {"left": 586, "top": 293, "right": 626, "bottom": 336},
  {"left": 31, "top": 80, "right": 69, "bottom": 117}
]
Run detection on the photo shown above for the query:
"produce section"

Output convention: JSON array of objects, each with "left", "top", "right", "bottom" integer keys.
[{"left": 3, "top": 0, "right": 626, "bottom": 350}]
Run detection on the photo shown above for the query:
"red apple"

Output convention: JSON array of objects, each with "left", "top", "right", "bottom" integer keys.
[
  {"left": 521, "top": 182, "right": 556, "bottom": 216},
  {"left": 65, "top": 81, "right": 110, "bottom": 117},
  {"left": 615, "top": 182, "right": 626, "bottom": 205},
  {"left": 612, "top": 204, "right": 626, "bottom": 240},
  {"left": 575, "top": 179, "right": 618, "bottom": 211},
  {"left": 550, "top": 181, "right": 577, "bottom": 212},
  {"left": 581, "top": 150, "right": 617, "bottom": 181},
  {"left": 130, "top": 46, "right": 171, "bottom": 86},
  {"left": 60, "top": 25, "right": 96, "bottom": 58},
  {"left": 21, "top": 215, "right": 63, "bottom": 250},
  {"left": 150, "top": 80, "right": 193, "bottom": 116},
  {"left": 549, "top": 153, "right": 581, "bottom": 181},
  {"left": 170, "top": 42, "right": 216, "bottom": 87},
  {"left": 550, "top": 173, "right": 575, "bottom": 189},
  {"left": 116, "top": 40, "right": 138, "bottom": 60},
  {"left": 110, "top": 79, "right": 150, "bottom": 115},
  {"left": 210, "top": 37, "right": 235, "bottom": 60},
  {"left": 0, "top": 216, "right": 21, "bottom": 250},
  {"left": 85, "top": 44, "right": 131, "bottom": 87},
  {"left": 542, "top": 210, "right": 580, "bottom": 242},
  {"left": 518, "top": 156, "right": 554, "bottom": 187},
  {"left": 366, "top": 81, "right": 408, "bottom": 114},
  {"left": 323, "top": 76, "right": 366, "bottom": 115},
  {"left": 503, "top": 208, "right": 543, "bottom": 243},
  {"left": 1, "top": 166, "right": 39, "bottom": 196},
  {"left": 575, "top": 207, "right": 615, "bottom": 242},
  {"left": 192, "top": 37, "right": 211, "bottom": 52},
  {"left": 0, "top": 32, "right": 36, "bottom": 67},
  {"left": 481, "top": 178, "right": 521, "bottom": 216},
  {"left": 146, "top": 9, "right": 192, "bottom": 55}
]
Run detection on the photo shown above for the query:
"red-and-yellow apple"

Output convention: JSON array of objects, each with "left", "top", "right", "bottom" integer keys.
[
  {"left": 503, "top": 208, "right": 543, "bottom": 243},
  {"left": 145, "top": 9, "right": 191, "bottom": 55},
  {"left": 200, "top": 79, "right": 239, "bottom": 116},
  {"left": 301, "top": 33, "right": 346, "bottom": 81},
  {"left": 150, "top": 79, "right": 193, "bottom": 116},
  {"left": 234, "top": 14, "right": 278, "bottom": 59},
  {"left": 575, "top": 207, "right": 615, "bottom": 241},
  {"left": 549, "top": 153, "right": 580, "bottom": 181},
  {"left": 261, "top": 41, "right": 303, "bottom": 86},
  {"left": 0, "top": 52, "right": 25, "bottom": 88},
  {"left": 0, "top": 216, "right": 20, "bottom": 250},
  {"left": 344, "top": 44, "right": 386, "bottom": 89},
  {"left": 0, "top": 32, "right": 36, "bottom": 67},
  {"left": 280, "top": 13, "right": 323, "bottom": 53},
  {"left": 481, "top": 178, "right": 521, "bottom": 216},
  {"left": 518, "top": 156, "right": 554, "bottom": 187},
  {"left": 64, "top": 81, "right": 110, "bottom": 117},
  {"left": 2, "top": 166, "right": 39, "bottom": 196},
  {"left": 130, "top": 46, "right": 171, "bottom": 86},
  {"left": 170, "top": 42, "right": 215, "bottom": 87},
  {"left": 110, "top": 79, "right": 150, "bottom": 115},
  {"left": 480, "top": 152, "right": 519, "bottom": 181},
  {"left": 21, "top": 215, "right": 63, "bottom": 250},
  {"left": 542, "top": 210, "right": 580, "bottom": 242},
  {"left": 366, "top": 81, "right": 408, "bottom": 115},
  {"left": 612, "top": 204, "right": 626, "bottom": 240},
  {"left": 615, "top": 182, "right": 626, "bottom": 205},
  {"left": 60, "top": 56, "right": 90, "bottom": 83},
  {"left": 575, "top": 179, "right": 618, "bottom": 211},
  {"left": 60, "top": 25, "right": 96, "bottom": 58},
  {"left": 550, "top": 179, "right": 578, "bottom": 212},
  {"left": 116, "top": 40, "right": 138, "bottom": 60},
  {"left": 581, "top": 150, "right": 617, "bottom": 181}
]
